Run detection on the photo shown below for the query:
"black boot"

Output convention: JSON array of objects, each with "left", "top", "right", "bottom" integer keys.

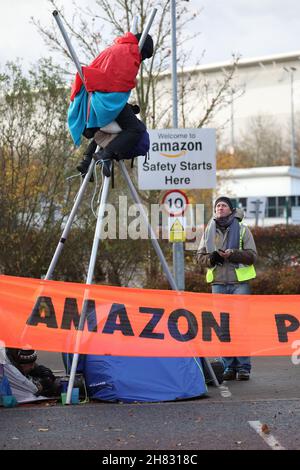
[
  {"left": 76, "top": 157, "right": 91, "bottom": 174},
  {"left": 76, "top": 156, "right": 95, "bottom": 182},
  {"left": 76, "top": 140, "right": 97, "bottom": 181},
  {"left": 93, "top": 148, "right": 113, "bottom": 178}
]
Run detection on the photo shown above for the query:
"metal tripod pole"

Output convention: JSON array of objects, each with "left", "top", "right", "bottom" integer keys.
[
  {"left": 137, "top": 9, "right": 157, "bottom": 46},
  {"left": 64, "top": 9, "right": 158, "bottom": 403},
  {"left": 119, "top": 161, "right": 177, "bottom": 290},
  {"left": 65, "top": 174, "right": 111, "bottom": 404},
  {"left": 53, "top": 11, "right": 84, "bottom": 82},
  {"left": 43, "top": 10, "right": 99, "bottom": 281},
  {"left": 119, "top": 161, "right": 219, "bottom": 387},
  {"left": 45, "top": 161, "right": 95, "bottom": 280},
  {"left": 53, "top": 9, "right": 218, "bottom": 400}
]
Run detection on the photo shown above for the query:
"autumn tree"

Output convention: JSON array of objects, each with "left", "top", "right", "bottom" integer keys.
[
  {"left": 217, "top": 114, "right": 300, "bottom": 169},
  {"left": 0, "top": 59, "right": 150, "bottom": 285},
  {"left": 236, "top": 115, "right": 290, "bottom": 167},
  {"left": 0, "top": 59, "right": 88, "bottom": 279}
]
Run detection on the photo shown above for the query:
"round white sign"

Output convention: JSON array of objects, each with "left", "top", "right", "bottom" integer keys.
[{"left": 162, "top": 190, "right": 189, "bottom": 216}]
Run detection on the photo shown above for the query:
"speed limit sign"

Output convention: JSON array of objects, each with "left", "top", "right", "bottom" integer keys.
[{"left": 162, "top": 190, "right": 189, "bottom": 216}]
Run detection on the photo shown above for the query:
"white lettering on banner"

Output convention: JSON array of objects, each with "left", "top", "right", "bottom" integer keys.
[{"left": 138, "top": 128, "right": 216, "bottom": 190}]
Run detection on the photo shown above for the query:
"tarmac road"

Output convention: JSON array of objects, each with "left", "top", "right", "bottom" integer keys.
[{"left": 1, "top": 354, "right": 300, "bottom": 452}]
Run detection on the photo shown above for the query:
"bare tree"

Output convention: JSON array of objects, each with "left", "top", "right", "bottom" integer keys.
[
  {"left": 0, "top": 59, "right": 82, "bottom": 277},
  {"left": 236, "top": 115, "right": 290, "bottom": 167},
  {"left": 0, "top": 59, "right": 149, "bottom": 285}
]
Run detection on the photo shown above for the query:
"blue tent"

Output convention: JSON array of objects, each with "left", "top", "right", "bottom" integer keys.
[{"left": 82, "top": 355, "right": 207, "bottom": 403}]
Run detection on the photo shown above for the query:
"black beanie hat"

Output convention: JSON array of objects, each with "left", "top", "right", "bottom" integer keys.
[
  {"left": 214, "top": 196, "right": 234, "bottom": 212},
  {"left": 135, "top": 33, "right": 154, "bottom": 60},
  {"left": 17, "top": 349, "right": 37, "bottom": 364}
]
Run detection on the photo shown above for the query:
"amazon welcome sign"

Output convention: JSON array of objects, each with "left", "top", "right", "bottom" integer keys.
[{"left": 138, "top": 128, "right": 216, "bottom": 190}]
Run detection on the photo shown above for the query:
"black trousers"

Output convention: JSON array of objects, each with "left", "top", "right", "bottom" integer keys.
[
  {"left": 108, "top": 103, "right": 146, "bottom": 157},
  {"left": 83, "top": 104, "right": 145, "bottom": 158}
]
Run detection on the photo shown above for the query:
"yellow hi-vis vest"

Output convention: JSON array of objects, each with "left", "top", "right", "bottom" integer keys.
[{"left": 206, "top": 224, "right": 256, "bottom": 283}]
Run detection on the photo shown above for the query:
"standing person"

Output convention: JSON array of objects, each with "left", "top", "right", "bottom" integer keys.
[{"left": 196, "top": 196, "right": 258, "bottom": 381}]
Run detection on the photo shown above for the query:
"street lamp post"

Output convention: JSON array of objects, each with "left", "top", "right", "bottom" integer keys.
[
  {"left": 229, "top": 87, "right": 235, "bottom": 155},
  {"left": 284, "top": 66, "right": 297, "bottom": 167},
  {"left": 171, "top": 0, "right": 178, "bottom": 129}
]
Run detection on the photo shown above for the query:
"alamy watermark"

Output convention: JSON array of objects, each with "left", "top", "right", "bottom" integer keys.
[
  {"left": 98, "top": 196, "right": 204, "bottom": 251},
  {"left": 291, "top": 340, "right": 300, "bottom": 365}
]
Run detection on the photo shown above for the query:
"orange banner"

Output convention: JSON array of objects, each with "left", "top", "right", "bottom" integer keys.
[{"left": 0, "top": 275, "right": 300, "bottom": 357}]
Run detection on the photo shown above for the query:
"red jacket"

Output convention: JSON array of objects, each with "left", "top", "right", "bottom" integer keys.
[{"left": 70, "top": 32, "right": 141, "bottom": 101}]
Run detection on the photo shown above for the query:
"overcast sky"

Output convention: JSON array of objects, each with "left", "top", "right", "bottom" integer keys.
[{"left": 1, "top": 0, "right": 300, "bottom": 70}]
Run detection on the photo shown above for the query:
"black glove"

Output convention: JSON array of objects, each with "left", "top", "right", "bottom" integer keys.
[
  {"left": 209, "top": 251, "right": 224, "bottom": 267},
  {"left": 129, "top": 104, "right": 140, "bottom": 114}
]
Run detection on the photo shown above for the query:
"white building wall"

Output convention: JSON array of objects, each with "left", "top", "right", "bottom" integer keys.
[
  {"left": 216, "top": 166, "right": 300, "bottom": 226},
  {"left": 217, "top": 166, "right": 300, "bottom": 198},
  {"left": 154, "top": 52, "right": 300, "bottom": 227},
  {"left": 156, "top": 51, "right": 300, "bottom": 150}
]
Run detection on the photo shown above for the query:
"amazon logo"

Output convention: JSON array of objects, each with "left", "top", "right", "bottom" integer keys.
[{"left": 152, "top": 140, "right": 202, "bottom": 158}]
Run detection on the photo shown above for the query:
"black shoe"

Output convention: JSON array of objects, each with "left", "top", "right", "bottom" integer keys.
[
  {"left": 76, "top": 158, "right": 90, "bottom": 174},
  {"left": 76, "top": 158, "right": 94, "bottom": 182},
  {"left": 93, "top": 150, "right": 112, "bottom": 177},
  {"left": 222, "top": 368, "right": 236, "bottom": 381},
  {"left": 102, "top": 159, "right": 112, "bottom": 177},
  {"left": 236, "top": 370, "right": 250, "bottom": 381}
]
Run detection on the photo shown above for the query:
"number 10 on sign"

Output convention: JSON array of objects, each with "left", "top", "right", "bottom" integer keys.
[{"left": 162, "top": 190, "right": 189, "bottom": 216}]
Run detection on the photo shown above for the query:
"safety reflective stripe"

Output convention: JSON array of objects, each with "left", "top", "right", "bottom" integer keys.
[
  {"left": 235, "top": 223, "right": 256, "bottom": 281},
  {"left": 206, "top": 223, "right": 256, "bottom": 283},
  {"left": 234, "top": 264, "right": 256, "bottom": 282},
  {"left": 206, "top": 267, "right": 215, "bottom": 283}
]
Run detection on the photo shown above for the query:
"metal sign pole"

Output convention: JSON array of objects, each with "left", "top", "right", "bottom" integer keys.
[{"left": 171, "top": 0, "right": 185, "bottom": 291}]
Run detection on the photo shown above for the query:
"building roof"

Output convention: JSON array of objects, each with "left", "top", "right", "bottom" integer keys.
[
  {"left": 218, "top": 166, "right": 300, "bottom": 180},
  {"left": 216, "top": 166, "right": 300, "bottom": 199},
  {"left": 160, "top": 50, "right": 300, "bottom": 77}
]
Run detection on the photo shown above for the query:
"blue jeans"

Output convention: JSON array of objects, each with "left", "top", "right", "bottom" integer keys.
[{"left": 212, "top": 283, "right": 251, "bottom": 373}]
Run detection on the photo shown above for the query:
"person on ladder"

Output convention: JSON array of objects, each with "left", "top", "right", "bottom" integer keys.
[{"left": 67, "top": 32, "right": 153, "bottom": 178}]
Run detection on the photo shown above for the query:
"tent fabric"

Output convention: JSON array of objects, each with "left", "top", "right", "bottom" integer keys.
[
  {"left": 3, "top": 363, "right": 48, "bottom": 404},
  {"left": 0, "top": 347, "right": 48, "bottom": 404},
  {"left": 83, "top": 356, "right": 207, "bottom": 403}
]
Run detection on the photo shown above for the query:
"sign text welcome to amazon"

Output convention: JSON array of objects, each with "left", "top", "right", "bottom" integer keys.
[{"left": 138, "top": 128, "right": 216, "bottom": 190}]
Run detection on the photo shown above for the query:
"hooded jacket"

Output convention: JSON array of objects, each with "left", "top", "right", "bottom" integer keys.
[{"left": 70, "top": 32, "right": 141, "bottom": 101}]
